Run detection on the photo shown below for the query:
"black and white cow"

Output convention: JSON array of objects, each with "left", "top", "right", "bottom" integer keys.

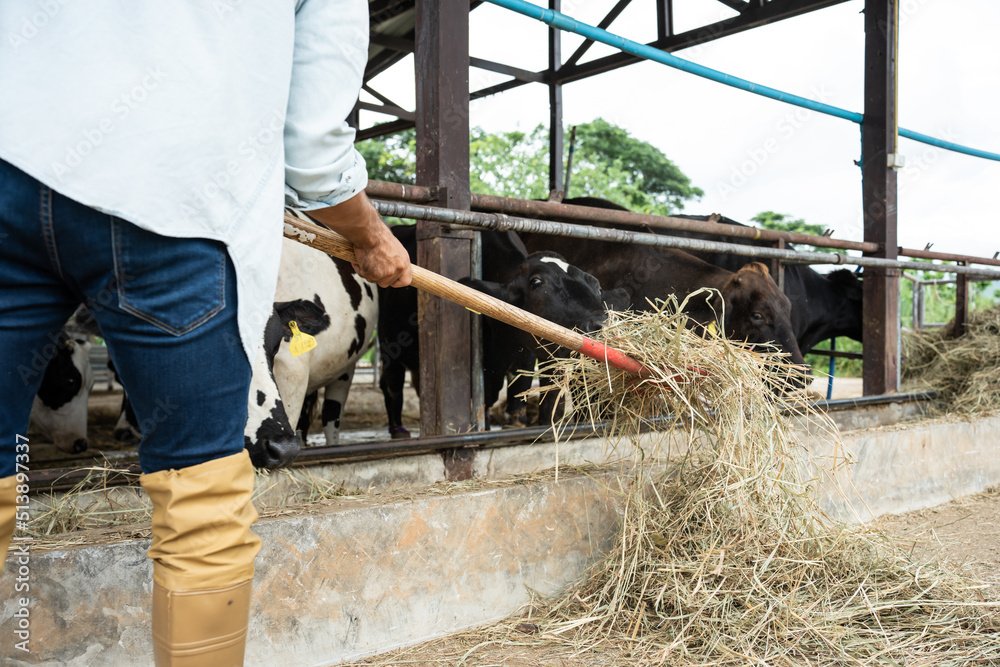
[
  {"left": 126, "top": 230, "right": 375, "bottom": 468},
  {"left": 378, "top": 224, "right": 627, "bottom": 437},
  {"left": 29, "top": 326, "right": 94, "bottom": 454},
  {"left": 463, "top": 251, "right": 628, "bottom": 425},
  {"left": 377, "top": 225, "right": 529, "bottom": 437},
  {"left": 268, "top": 228, "right": 377, "bottom": 444}
]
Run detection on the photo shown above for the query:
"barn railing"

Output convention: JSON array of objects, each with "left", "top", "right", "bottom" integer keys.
[
  {"left": 366, "top": 180, "right": 1000, "bottom": 270},
  {"left": 369, "top": 197, "right": 1000, "bottom": 279}
]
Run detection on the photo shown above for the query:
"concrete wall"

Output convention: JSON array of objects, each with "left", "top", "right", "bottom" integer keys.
[
  {"left": 3, "top": 473, "right": 622, "bottom": 666},
  {"left": 6, "top": 410, "right": 1000, "bottom": 666}
]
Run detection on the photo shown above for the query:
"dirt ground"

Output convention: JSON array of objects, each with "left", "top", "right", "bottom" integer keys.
[{"left": 344, "top": 489, "right": 1000, "bottom": 667}]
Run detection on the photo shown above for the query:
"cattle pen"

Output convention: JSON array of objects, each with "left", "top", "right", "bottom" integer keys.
[{"left": 16, "top": 1, "right": 1000, "bottom": 666}]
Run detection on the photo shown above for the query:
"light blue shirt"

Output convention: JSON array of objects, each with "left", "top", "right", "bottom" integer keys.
[{"left": 0, "top": 0, "right": 370, "bottom": 363}]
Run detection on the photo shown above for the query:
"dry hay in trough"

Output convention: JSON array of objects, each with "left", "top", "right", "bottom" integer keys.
[
  {"left": 522, "top": 295, "right": 1000, "bottom": 666},
  {"left": 903, "top": 305, "right": 1000, "bottom": 415}
]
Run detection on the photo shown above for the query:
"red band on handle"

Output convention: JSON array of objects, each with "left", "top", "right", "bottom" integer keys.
[{"left": 578, "top": 337, "right": 649, "bottom": 377}]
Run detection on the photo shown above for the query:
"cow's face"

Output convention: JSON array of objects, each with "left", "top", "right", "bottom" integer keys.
[
  {"left": 512, "top": 254, "right": 613, "bottom": 337},
  {"left": 31, "top": 332, "right": 94, "bottom": 454},
  {"left": 464, "top": 252, "right": 618, "bottom": 358},
  {"left": 244, "top": 300, "right": 330, "bottom": 469},
  {"left": 721, "top": 263, "right": 806, "bottom": 367}
]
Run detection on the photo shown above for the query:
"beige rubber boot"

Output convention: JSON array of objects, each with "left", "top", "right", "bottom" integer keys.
[
  {"left": 141, "top": 450, "right": 261, "bottom": 667},
  {"left": 0, "top": 476, "right": 17, "bottom": 572}
]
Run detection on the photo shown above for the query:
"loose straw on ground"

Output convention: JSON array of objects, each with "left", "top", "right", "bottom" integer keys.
[{"left": 521, "top": 296, "right": 1000, "bottom": 666}]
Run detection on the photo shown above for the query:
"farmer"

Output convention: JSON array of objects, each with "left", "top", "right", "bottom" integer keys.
[{"left": 0, "top": 2, "right": 410, "bottom": 664}]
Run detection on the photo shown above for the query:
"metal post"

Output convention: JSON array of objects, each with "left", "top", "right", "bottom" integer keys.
[
  {"left": 415, "top": 0, "right": 475, "bottom": 464},
  {"left": 955, "top": 261, "right": 970, "bottom": 336},
  {"left": 470, "top": 232, "right": 485, "bottom": 431},
  {"left": 861, "top": 0, "right": 900, "bottom": 395},
  {"left": 564, "top": 125, "right": 578, "bottom": 196},
  {"left": 771, "top": 238, "right": 785, "bottom": 292},
  {"left": 548, "top": 0, "right": 564, "bottom": 194},
  {"left": 656, "top": 0, "right": 674, "bottom": 40}
]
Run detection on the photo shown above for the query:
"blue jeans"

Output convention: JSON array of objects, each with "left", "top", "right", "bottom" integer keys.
[{"left": 0, "top": 158, "right": 251, "bottom": 475}]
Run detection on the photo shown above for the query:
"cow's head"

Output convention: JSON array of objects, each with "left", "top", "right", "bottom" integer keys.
[
  {"left": 466, "top": 252, "right": 619, "bottom": 353},
  {"left": 719, "top": 263, "right": 807, "bottom": 369},
  {"left": 244, "top": 298, "right": 328, "bottom": 469},
  {"left": 31, "top": 331, "right": 94, "bottom": 454}
]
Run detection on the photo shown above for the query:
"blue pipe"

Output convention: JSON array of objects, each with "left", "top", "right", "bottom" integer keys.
[
  {"left": 826, "top": 338, "right": 836, "bottom": 401},
  {"left": 485, "top": 0, "right": 1000, "bottom": 162}
]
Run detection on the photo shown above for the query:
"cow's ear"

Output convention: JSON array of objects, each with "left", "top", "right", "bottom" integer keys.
[
  {"left": 273, "top": 297, "right": 330, "bottom": 338},
  {"left": 72, "top": 306, "right": 102, "bottom": 337},
  {"left": 568, "top": 266, "right": 602, "bottom": 294},
  {"left": 459, "top": 277, "right": 510, "bottom": 303},
  {"left": 601, "top": 287, "right": 631, "bottom": 311},
  {"left": 740, "top": 262, "right": 771, "bottom": 277}
]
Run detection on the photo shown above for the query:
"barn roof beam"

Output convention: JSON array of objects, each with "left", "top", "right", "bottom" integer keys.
[
  {"left": 370, "top": 32, "right": 543, "bottom": 83},
  {"left": 356, "top": 118, "right": 414, "bottom": 142},
  {"left": 357, "top": 101, "right": 415, "bottom": 121},
  {"left": 715, "top": 0, "right": 750, "bottom": 13},
  {"left": 551, "top": 0, "right": 851, "bottom": 86},
  {"left": 361, "top": 83, "right": 404, "bottom": 109},
  {"left": 562, "top": 0, "right": 634, "bottom": 69},
  {"left": 357, "top": 0, "right": 847, "bottom": 138}
]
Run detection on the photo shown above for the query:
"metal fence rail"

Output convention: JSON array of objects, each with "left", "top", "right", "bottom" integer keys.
[
  {"left": 371, "top": 199, "right": 1000, "bottom": 279},
  {"left": 366, "top": 181, "right": 1000, "bottom": 269}
]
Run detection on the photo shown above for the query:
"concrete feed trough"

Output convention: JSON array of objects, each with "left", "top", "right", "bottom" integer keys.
[{"left": 7, "top": 401, "right": 1000, "bottom": 666}]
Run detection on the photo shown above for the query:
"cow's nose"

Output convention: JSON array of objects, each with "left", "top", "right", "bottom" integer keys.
[
  {"left": 72, "top": 438, "right": 88, "bottom": 453},
  {"left": 260, "top": 434, "right": 301, "bottom": 469}
]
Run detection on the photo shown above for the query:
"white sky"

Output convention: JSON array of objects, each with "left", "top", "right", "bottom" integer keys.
[{"left": 362, "top": 0, "right": 1000, "bottom": 261}]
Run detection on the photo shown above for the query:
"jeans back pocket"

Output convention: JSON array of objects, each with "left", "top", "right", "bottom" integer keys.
[{"left": 111, "top": 218, "right": 227, "bottom": 336}]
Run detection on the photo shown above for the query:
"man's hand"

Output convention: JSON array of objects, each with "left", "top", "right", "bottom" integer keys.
[{"left": 307, "top": 192, "right": 412, "bottom": 288}]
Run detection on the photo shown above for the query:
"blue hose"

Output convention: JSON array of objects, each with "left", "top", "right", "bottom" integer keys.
[
  {"left": 826, "top": 338, "right": 836, "bottom": 401},
  {"left": 485, "top": 0, "right": 1000, "bottom": 162}
]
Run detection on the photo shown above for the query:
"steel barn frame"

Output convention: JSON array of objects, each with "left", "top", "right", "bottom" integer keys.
[{"left": 355, "top": 0, "right": 997, "bottom": 475}]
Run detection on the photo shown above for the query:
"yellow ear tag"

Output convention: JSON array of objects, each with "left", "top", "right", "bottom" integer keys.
[
  {"left": 706, "top": 321, "right": 719, "bottom": 337},
  {"left": 288, "top": 321, "right": 317, "bottom": 357}
]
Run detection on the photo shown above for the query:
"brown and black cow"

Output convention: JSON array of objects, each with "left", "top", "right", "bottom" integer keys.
[
  {"left": 518, "top": 231, "right": 806, "bottom": 368},
  {"left": 553, "top": 197, "right": 862, "bottom": 353}
]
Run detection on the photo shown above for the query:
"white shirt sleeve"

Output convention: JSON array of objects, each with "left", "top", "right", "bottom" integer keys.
[{"left": 283, "top": 0, "right": 369, "bottom": 210}]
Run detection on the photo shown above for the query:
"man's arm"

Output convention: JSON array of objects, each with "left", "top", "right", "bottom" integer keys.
[
  {"left": 307, "top": 191, "right": 411, "bottom": 288},
  {"left": 283, "top": 0, "right": 411, "bottom": 288}
]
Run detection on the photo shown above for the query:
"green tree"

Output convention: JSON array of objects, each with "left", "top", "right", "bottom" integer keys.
[
  {"left": 469, "top": 125, "right": 551, "bottom": 200},
  {"left": 355, "top": 119, "right": 703, "bottom": 214},
  {"left": 751, "top": 211, "right": 826, "bottom": 236},
  {"left": 356, "top": 128, "right": 416, "bottom": 185},
  {"left": 569, "top": 118, "right": 702, "bottom": 214}
]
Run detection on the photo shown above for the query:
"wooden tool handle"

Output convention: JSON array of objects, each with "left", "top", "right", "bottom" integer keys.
[{"left": 282, "top": 213, "right": 647, "bottom": 376}]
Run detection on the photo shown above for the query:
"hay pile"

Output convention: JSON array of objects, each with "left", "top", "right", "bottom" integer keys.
[
  {"left": 903, "top": 305, "right": 1000, "bottom": 414},
  {"left": 530, "top": 297, "right": 1000, "bottom": 666}
]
